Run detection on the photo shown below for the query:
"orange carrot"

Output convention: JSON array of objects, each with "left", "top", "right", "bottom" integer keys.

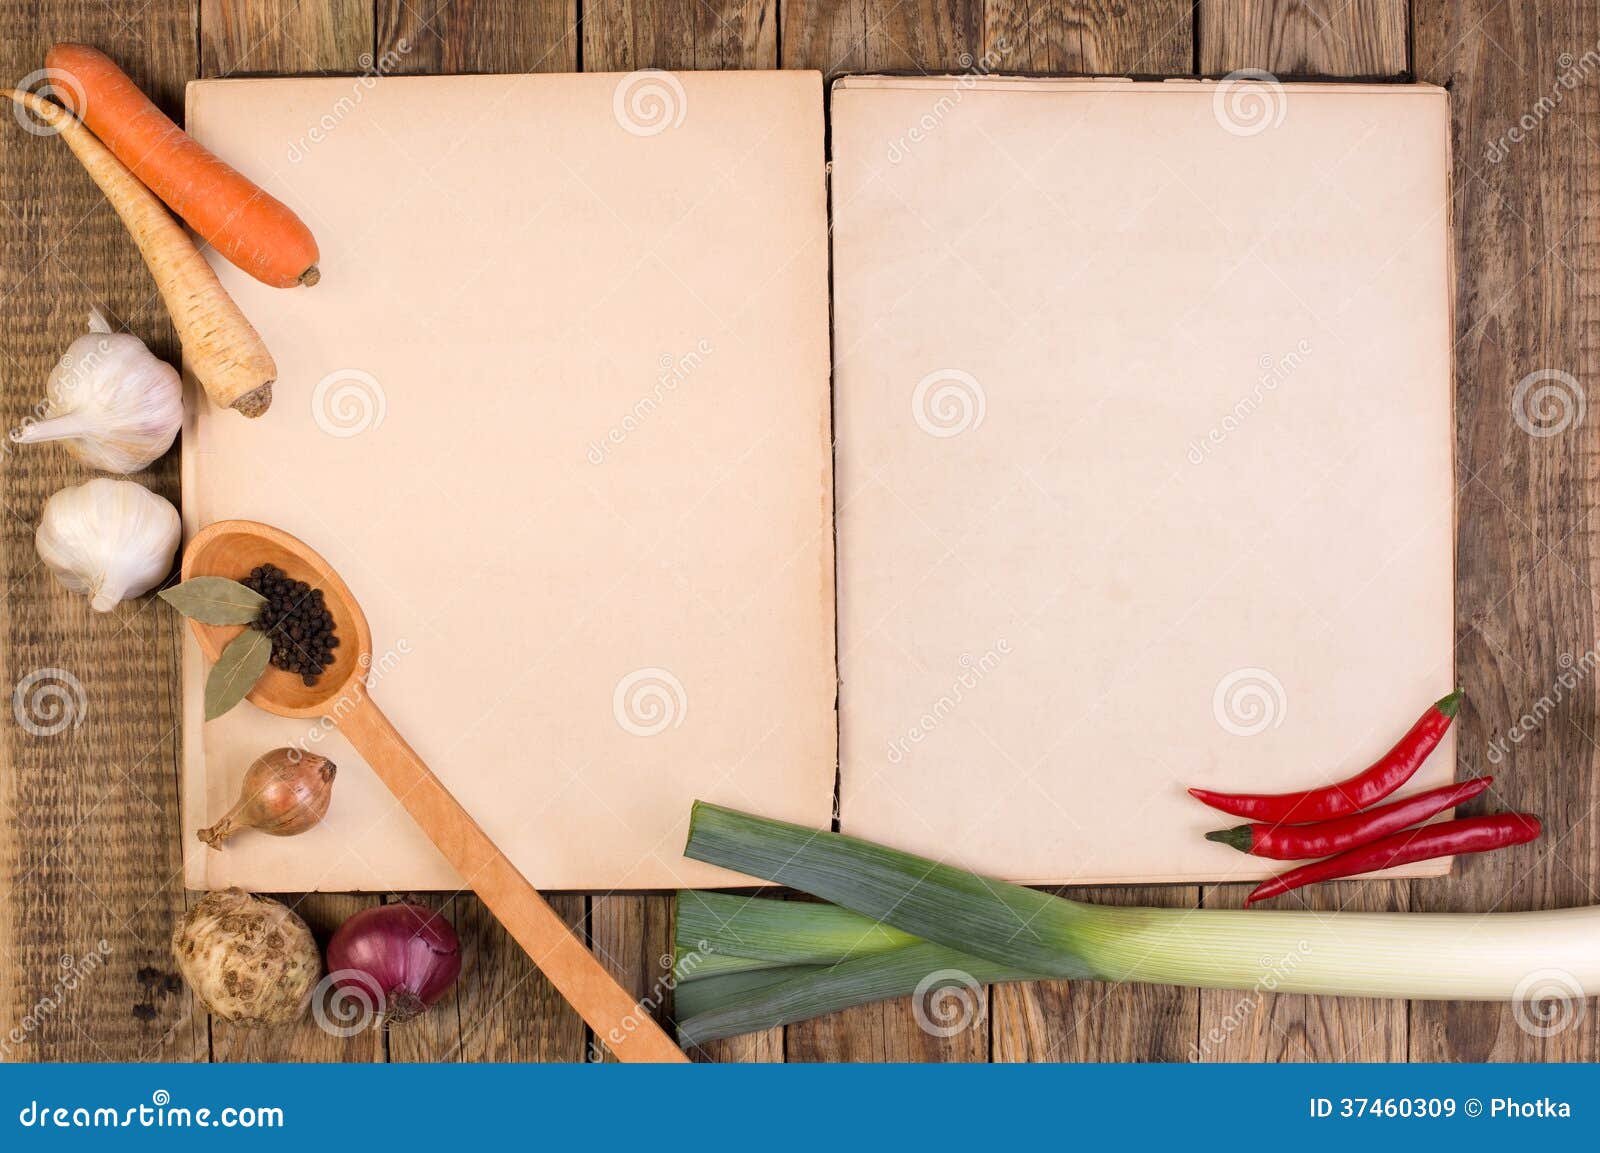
[
  {"left": 8, "top": 89, "right": 276, "bottom": 416},
  {"left": 45, "top": 43, "right": 320, "bottom": 289}
]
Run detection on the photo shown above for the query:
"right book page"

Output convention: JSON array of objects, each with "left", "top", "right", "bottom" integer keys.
[{"left": 830, "top": 77, "right": 1456, "bottom": 885}]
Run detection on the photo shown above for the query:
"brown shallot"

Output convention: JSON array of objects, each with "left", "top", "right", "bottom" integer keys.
[{"left": 198, "top": 747, "right": 336, "bottom": 848}]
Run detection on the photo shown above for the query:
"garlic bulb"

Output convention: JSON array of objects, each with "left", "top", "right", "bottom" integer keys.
[
  {"left": 11, "top": 312, "right": 183, "bottom": 473},
  {"left": 36, "top": 479, "right": 181, "bottom": 611}
]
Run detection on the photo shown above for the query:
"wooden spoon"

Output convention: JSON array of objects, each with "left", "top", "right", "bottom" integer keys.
[{"left": 181, "top": 520, "right": 687, "bottom": 1062}]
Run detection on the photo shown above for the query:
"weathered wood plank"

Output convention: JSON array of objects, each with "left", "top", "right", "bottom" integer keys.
[
  {"left": 782, "top": 0, "right": 980, "bottom": 73},
  {"left": 1411, "top": 0, "right": 1600, "bottom": 1063},
  {"left": 584, "top": 0, "right": 776, "bottom": 71},
  {"left": 0, "top": 0, "right": 200, "bottom": 1064},
  {"left": 375, "top": 0, "right": 577, "bottom": 75},
  {"left": 448, "top": 893, "right": 588, "bottom": 1061},
  {"left": 200, "top": 0, "right": 373, "bottom": 76},
  {"left": 984, "top": 0, "right": 1193, "bottom": 74},
  {"left": 1199, "top": 0, "right": 1408, "bottom": 77}
]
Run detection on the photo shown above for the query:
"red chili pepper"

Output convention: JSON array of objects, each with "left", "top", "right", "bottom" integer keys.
[
  {"left": 1244, "top": 812, "right": 1541, "bottom": 905},
  {"left": 1206, "top": 776, "right": 1492, "bottom": 860},
  {"left": 1188, "top": 690, "right": 1462, "bottom": 822}
]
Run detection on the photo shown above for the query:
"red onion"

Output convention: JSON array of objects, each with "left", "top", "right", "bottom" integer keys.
[{"left": 327, "top": 903, "right": 461, "bottom": 1023}]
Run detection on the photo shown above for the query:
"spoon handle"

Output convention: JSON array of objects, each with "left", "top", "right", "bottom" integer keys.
[{"left": 337, "top": 693, "right": 688, "bottom": 1063}]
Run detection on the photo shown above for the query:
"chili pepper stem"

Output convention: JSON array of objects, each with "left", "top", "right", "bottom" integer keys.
[
  {"left": 1205, "top": 826, "right": 1254, "bottom": 853},
  {"left": 1435, "top": 689, "right": 1463, "bottom": 717}
]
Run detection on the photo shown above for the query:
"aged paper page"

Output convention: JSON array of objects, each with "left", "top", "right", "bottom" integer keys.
[
  {"left": 831, "top": 78, "right": 1454, "bottom": 883},
  {"left": 182, "top": 71, "right": 835, "bottom": 891}
]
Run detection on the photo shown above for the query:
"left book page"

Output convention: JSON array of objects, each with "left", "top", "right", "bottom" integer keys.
[{"left": 181, "top": 71, "right": 836, "bottom": 891}]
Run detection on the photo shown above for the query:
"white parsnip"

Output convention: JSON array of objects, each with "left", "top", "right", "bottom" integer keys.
[{"left": 8, "top": 89, "right": 275, "bottom": 416}]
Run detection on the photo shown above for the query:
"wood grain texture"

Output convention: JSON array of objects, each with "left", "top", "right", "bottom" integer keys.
[
  {"left": 200, "top": 0, "right": 373, "bottom": 76},
  {"left": 0, "top": 0, "right": 199, "bottom": 1063},
  {"left": 1199, "top": 0, "right": 1408, "bottom": 77},
  {"left": 375, "top": 0, "right": 577, "bottom": 75},
  {"left": 449, "top": 893, "right": 588, "bottom": 1061},
  {"left": 984, "top": 0, "right": 1193, "bottom": 74},
  {"left": 1412, "top": 0, "right": 1600, "bottom": 1063},
  {"left": 584, "top": 0, "right": 777, "bottom": 70},
  {"left": 782, "top": 0, "right": 980, "bottom": 73}
]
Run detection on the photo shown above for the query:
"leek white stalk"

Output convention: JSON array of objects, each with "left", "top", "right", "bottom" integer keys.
[{"left": 677, "top": 803, "right": 1600, "bottom": 1041}]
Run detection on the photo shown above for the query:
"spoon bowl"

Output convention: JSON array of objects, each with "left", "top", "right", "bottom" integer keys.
[{"left": 180, "top": 520, "right": 373, "bottom": 718}]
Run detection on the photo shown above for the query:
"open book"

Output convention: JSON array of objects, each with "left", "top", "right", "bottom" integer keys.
[{"left": 181, "top": 72, "right": 1454, "bottom": 892}]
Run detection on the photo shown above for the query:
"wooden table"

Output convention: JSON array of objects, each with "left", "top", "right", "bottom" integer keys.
[{"left": 1, "top": 0, "right": 1594, "bottom": 1063}]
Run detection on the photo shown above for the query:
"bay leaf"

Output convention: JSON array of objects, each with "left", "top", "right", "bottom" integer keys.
[
  {"left": 160, "top": 576, "right": 265, "bottom": 625},
  {"left": 205, "top": 629, "right": 271, "bottom": 720}
]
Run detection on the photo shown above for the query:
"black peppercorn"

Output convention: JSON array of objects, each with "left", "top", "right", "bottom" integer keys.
[{"left": 240, "top": 563, "right": 339, "bottom": 686}]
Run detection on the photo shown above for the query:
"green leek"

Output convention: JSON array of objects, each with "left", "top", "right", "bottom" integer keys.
[{"left": 675, "top": 802, "right": 1600, "bottom": 1041}]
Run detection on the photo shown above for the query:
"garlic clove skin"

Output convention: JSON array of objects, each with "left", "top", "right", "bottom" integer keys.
[
  {"left": 11, "top": 318, "right": 183, "bottom": 474},
  {"left": 35, "top": 478, "right": 182, "bottom": 612}
]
